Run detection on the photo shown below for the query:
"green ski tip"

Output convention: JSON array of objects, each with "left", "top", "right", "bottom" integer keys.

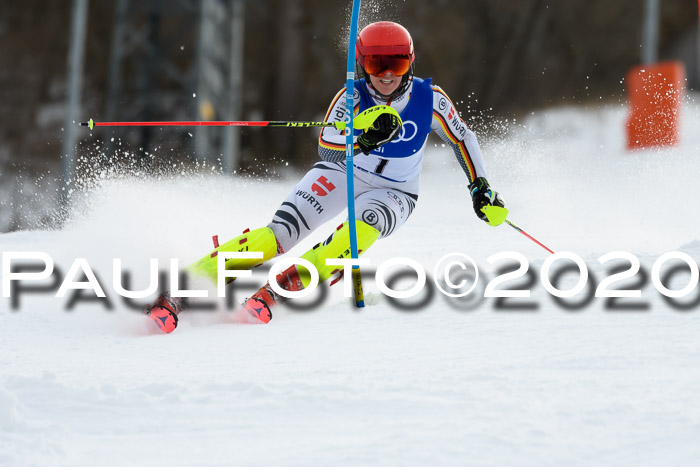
[{"left": 481, "top": 205, "right": 509, "bottom": 227}]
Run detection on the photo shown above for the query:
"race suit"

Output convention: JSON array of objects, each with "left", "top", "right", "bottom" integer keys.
[{"left": 268, "top": 77, "right": 489, "bottom": 253}]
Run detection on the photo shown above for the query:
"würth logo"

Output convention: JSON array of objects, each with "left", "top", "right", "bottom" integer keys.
[{"left": 311, "top": 176, "right": 336, "bottom": 196}]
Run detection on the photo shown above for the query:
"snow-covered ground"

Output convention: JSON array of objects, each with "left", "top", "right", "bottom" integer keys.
[{"left": 1, "top": 98, "right": 700, "bottom": 466}]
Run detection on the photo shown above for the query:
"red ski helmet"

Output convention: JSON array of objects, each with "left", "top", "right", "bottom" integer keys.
[{"left": 356, "top": 21, "right": 415, "bottom": 97}]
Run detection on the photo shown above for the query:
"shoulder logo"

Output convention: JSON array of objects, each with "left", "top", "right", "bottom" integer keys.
[
  {"left": 457, "top": 124, "right": 467, "bottom": 139},
  {"left": 438, "top": 98, "right": 447, "bottom": 111}
]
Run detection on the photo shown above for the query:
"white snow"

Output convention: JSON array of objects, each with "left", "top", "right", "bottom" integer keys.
[{"left": 1, "top": 97, "right": 700, "bottom": 466}]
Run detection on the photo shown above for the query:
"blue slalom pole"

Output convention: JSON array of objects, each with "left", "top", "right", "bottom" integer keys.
[{"left": 345, "top": 0, "right": 364, "bottom": 307}]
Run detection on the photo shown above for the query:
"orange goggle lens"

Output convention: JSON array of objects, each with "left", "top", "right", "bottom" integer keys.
[{"left": 362, "top": 54, "right": 411, "bottom": 77}]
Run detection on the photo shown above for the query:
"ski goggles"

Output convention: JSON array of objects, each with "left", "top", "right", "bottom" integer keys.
[{"left": 361, "top": 54, "right": 412, "bottom": 77}]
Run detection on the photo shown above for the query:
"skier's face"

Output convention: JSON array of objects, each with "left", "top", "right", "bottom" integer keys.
[{"left": 368, "top": 72, "right": 402, "bottom": 96}]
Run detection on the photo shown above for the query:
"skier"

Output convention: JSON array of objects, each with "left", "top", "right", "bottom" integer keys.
[{"left": 146, "top": 21, "right": 505, "bottom": 333}]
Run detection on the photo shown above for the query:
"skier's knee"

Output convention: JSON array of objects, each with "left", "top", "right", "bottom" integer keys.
[{"left": 358, "top": 204, "right": 399, "bottom": 239}]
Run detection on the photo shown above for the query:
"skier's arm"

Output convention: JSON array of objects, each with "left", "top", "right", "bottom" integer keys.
[
  {"left": 430, "top": 86, "right": 487, "bottom": 184},
  {"left": 431, "top": 86, "right": 504, "bottom": 223},
  {"left": 318, "top": 87, "right": 363, "bottom": 162}
]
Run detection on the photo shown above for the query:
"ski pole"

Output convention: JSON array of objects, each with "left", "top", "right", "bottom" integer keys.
[
  {"left": 481, "top": 206, "right": 555, "bottom": 254},
  {"left": 79, "top": 107, "right": 400, "bottom": 132},
  {"left": 80, "top": 118, "right": 344, "bottom": 131},
  {"left": 504, "top": 219, "right": 555, "bottom": 254}
]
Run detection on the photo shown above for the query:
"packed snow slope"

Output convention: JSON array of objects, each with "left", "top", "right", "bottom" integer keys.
[{"left": 1, "top": 98, "right": 700, "bottom": 466}]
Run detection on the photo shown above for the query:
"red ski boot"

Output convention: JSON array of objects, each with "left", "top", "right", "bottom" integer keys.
[
  {"left": 244, "top": 265, "right": 304, "bottom": 323},
  {"left": 145, "top": 292, "right": 184, "bottom": 333}
]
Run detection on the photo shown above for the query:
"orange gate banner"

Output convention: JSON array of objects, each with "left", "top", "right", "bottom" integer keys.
[{"left": 625, "top": 61, "right": 685, "bottom": 150}]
